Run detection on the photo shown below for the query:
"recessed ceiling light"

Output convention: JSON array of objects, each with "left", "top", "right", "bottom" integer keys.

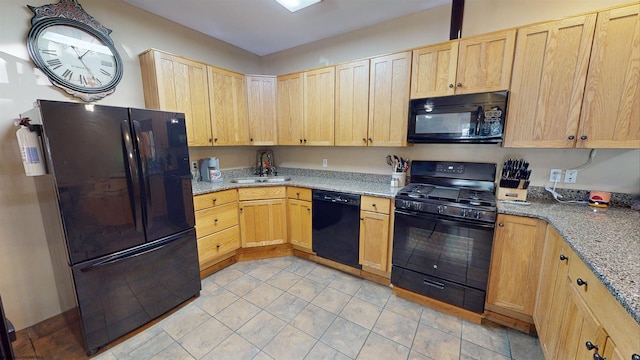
[{"left": 276, "top": 0, "right": 322, "bottom": 12}]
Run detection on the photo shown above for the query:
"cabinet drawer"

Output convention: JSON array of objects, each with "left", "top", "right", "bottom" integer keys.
[
  {"left": 197, "top": 225, "right": 240, "bottom": 266},
  {"left": 195, "top": 202, "right": 238, "bottom": 238},
  {"left": 361, "top": 196, "right": 391, "bottom": 214},
  {"left": 193, "top": 189, "right": 237, "bottom": 211},
  {"left": 286, "top": 187, "right": 312, "bottom": 201},
  {"left": 238, "top": 186, "right": 286, "bottom": 201}
]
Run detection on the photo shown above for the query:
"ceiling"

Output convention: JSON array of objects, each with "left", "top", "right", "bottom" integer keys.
[{"left": 123, "top": 0, "right": 449, "bottom": 56}]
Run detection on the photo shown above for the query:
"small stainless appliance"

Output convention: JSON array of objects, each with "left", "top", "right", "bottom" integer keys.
[
  {"left": 407, "top": 91, "right": 508, "bottom": 144},
  {"left": 391, "top": 160, "right": 497, "bottom": 313}
]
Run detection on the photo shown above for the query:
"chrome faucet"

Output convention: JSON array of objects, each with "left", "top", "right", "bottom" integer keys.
[{"left": 255, "top": 151, "right": 276, "bottom": 177}]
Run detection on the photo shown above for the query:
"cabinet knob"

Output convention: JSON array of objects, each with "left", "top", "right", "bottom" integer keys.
[
  {"left": 456, "top": 82, "right": 462, "bottom": 87},
  {"left": 307, "top": 208, "right": 310, "bottom": 212},
  {"left": 212, "top": 198, "right": 217, "bottom": 203},
  {"left": 560, "top": 254, "right": 568, "bottom": 261},
  {"left": 239, "top": 208, "right": 243, "bottom": 212},
  {"left": 296, "top": 192, "right": 300, "bottom": 196},
  {"left": 362, "top": 138, "right": 367, "bottom": 142},
  {"left": 585, "top": 341, "right": 599, "bottom": 351},
  {"left": 368, "top": 138, "right": 372, "bottom": 142},
  {"left": 577, "top": 278, "right": 588, "bottom": 286},
  {"left": 250, "top": 137, "right": 253, "bottom": 142},
  {"left": 568, "top": 135, "right": 575, "bottom": 140},
  {"left": 593, "top": 354, "right": 605, "bottom": 360},
  {"left": 209, "top": 137, "right": 213, "bottom": 143},
  {"left": 498, "top": 223, "right": 504, "bottom": 227},
  {"left": 214, "top": 218, "right": 218, "bottom": 223},
  {"left": 216, "top": 244, "right": 220, "bottom": 249},
  {"left": 581, "top": 135, "right": 588, "bottom": 140},
  {"left": 213, "top": 138, "right": 218, "bottom": 143},
  {"left": 300, "top": 139, "right": 303, "bottom": 144},
  {"left": 303, "top": 139, "right": 307, "bottom": 143},
  {"left": 360, "top": 217, "right": 364, "bottom": 221},
  {"left": 631, "top": 354, "right": 640, "bottom": 360},
  {"left": 448, "top": 83, "right": 454, "bottom": 88},
  {"left": 372, "top": 204, "right": 376, "bottom": 207}
]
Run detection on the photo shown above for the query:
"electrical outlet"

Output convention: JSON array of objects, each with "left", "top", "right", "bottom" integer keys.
[
  {"left": 322, "top": 159, "right": 328, "bottom": 167},
  {"left": 191, "top": 161, "right": 198, "bottom": 170},
  {"left": 549, "top": 169, "right": 562, "bottom": 182},
  {"left": 564, "top": 170, "right": 578, "bottom": 183}
]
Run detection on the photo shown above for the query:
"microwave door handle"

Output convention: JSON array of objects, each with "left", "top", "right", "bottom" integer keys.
[{"left": 475, "top": 106, "right": 484, "bottom": 135}]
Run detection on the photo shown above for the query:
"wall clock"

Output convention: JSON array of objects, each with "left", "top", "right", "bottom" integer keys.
[{"left": 26, "top": 0, "right": 123, "bottom": 102}]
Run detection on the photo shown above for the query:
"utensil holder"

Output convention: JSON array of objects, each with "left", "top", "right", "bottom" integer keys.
[{"left": 391, "top": 172, "right": 406, "bottom": 187}]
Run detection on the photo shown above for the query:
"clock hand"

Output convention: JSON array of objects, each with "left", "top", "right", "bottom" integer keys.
[
  {"left": 79, "top": 49, "right": 90, "bottom": 60},
  {"left": 71, "top": 45, "right": 98, "bottom": 83}
]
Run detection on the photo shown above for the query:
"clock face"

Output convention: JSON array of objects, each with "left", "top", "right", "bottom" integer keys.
[{"left": 27, "top": 19, "right": 123, "bottom": 96}]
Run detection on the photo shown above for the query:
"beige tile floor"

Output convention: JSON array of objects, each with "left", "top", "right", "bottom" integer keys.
[{"left": 92, "top": 256, "right": 543, "bottom": 360}]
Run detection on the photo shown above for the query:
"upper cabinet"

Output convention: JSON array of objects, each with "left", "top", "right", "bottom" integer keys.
[
  {"left": 276, "top": 73, "right": 304, "bottom": 145},
  {"left": 410, "top": 30, "right": 515, "bottom": 99},
  {"left": 504, "top": 14, "right": 597, "bottom": 148},
  {"left": 303, "top": 66, "right": 335, "bottom": 146},
  {"left": 207, "top": 66, "right": 249, "bottom": 146},
  {"left": 246, "top": 75, "right": 277, "bottom": 146},
  {"left": 368, "top": 51, "right": 412, "bottom": 147},
  {"left": 505, "top": 4, "right": 639, "bottom": 149},
  {"left": 335, "top": 60, "right": 370, "bottom": 146},
  {"left": 578, "top": 5, "right": 640, "bottom": 149},
  {"left": 139, "top": 49, "right": 212, "bottom": 146}
]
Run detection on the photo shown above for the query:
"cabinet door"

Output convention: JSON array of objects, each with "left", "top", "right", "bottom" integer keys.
[
  {"left": 486, "top": 215, "right": 546, "bottom": 317},
  {"left": 359, "top": 211, "right": 389, "bottom": 272},
  {"left": 139, "top": 50, "right": 211, "bottom": 146},
  {"left": 456, "top": 30, "right": 515, "bottom": 94},
  {"left": 239, "top": 200, "right": 287, "bottom": 247},
  {"left": 197, "top": 225, "right": 240, "bottom": 269},
  {"left": 287, "top": 199, "right": 312, "bottom": 251},
  {"left": 504, "top": 15, "right": 597, "bottom": 148},
  {"left": 578, "top": 5, "right": 640, "bottom": 149},
  {"left": 303, "top": 66, "right": 335, "bottom": 146},
  {"left": 246, "top": 75, "right": 277, "bottom": 146},
  {"left": 410, "top": 41, "right": 458, "bottom": 98},
  {"left": 534, "top": 226, "right": 573, "bottom": 359},
  {"left": 277, "top": 73, "right": 304, "bottom": 145},
  {"left": 335, "top": 60, "right": 370, "bottom": 146},
  {"left": 368, "top": 51, "right": 411, "bottom": 147},
  {"left": 208, "top": 66, "right": 249, "bottom": 146}
]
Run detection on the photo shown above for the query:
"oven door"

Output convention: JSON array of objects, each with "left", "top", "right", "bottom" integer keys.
[{"left": 391, "top": 209, "right": 494, "bottom": 290}]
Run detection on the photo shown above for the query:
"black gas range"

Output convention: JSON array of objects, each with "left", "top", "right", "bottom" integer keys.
[{"left": 391, "top": 161, "right": 497, "bottom": 314}]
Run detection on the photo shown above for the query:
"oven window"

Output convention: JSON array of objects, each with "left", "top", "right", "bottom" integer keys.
[
  {"left": 392, "top": 212, "right": 494, "bottom": 290},
  {"left": 415, "top": 112, "right": 474, "bottom": 136}
]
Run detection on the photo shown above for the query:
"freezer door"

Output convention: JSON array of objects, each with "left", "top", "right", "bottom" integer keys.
[
  {"left": 72, "top": 228, "right": 200, "bottom": 354},
  {"left": 38, "top": 101, "right": 146, "bottom": 264},
  {"left": 129, "top": 109, "right": 195, "bottom": 241}
]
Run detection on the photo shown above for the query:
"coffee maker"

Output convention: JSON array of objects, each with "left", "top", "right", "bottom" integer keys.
[{"left": 199, "top": 157, "right": 222, "bottom": 182}]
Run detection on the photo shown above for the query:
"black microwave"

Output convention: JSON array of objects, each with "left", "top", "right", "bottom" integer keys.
[{"left": 407, "top": 91, "right": 508, "bottom": 144}]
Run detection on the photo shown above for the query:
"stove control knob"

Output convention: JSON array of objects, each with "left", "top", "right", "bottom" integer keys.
[
  {"left": 460, "top": 208, "right": 467, "bottom": 217},
  {"left": 437, "top": 205, "right": 445, "bottom": 214},
  {"left": 413, "top": 202, "right": 421, "bottom": 211},
  {"left": 472, "top": 210, "right": 482, "bottom": 219}
]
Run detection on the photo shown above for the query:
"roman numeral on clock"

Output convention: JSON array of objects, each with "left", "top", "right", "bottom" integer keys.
[
  {"left": 62, "top": 69, "right": 73, "bottom": 81},
  {"left": 100, "top": 69, "right": 111, "bottom": 77},
  {"left": 79, "top": 74, "right": 87, "bottom": 85},
  {"left": 46, "top": 58, "right": 63, "bottom": 70},
  {"left": 41, "top": 49, "right": 57, "bottom": 56}
]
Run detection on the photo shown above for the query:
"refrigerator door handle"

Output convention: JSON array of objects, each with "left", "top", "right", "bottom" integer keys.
[
  {"left": 132, "top": 120, "right": 152, "bottom": 231},
  {"left": 121, "top": 120, "right": 143, "bottom": 232},
  {"left": 80, "top": 240, "right": 173, "bottom": 272}
]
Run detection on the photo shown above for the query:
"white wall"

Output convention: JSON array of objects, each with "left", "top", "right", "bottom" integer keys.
[{"left": 0, "top": 0, "right": 260, "bottom": 330}]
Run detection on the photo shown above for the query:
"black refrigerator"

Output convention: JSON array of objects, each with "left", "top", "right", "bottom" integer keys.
[{"left": 22, "top": 100, "right": 201, "bottom": 355}]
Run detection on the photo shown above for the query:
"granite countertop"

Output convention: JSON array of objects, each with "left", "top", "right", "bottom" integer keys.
[
  {"left": 192, "top": 168, "right": 640, "bottom": 323},
  {"left": 498, "top": 200, "right": 640, "bottom": 324}
]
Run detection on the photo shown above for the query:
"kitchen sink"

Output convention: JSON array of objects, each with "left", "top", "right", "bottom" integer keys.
[{"left": 231, "top": 176, "right": 291, "bottom": 184}]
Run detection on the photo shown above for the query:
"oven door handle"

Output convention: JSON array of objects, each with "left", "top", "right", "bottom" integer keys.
[
  {"left": 423, "top": 279, "right": 445, "bottom": 290},
  {"left": 394, "top": 209, "right": 495, "bottom": 229}
]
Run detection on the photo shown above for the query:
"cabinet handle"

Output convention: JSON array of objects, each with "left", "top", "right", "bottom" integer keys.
[
  {"left": 568, "top": 135, "right": 575, "bottom": 140},
  {"left": 498, "top": 223, "right": 504, "bottom": 227},
  {"left": 456, "top": 82, "right": 462, "bottom": 87},
  {"left": 577, "top": 278, "right": 588, "bottom": 286},
  {"left": 593, "top": 354, "right": 605, "bottom": 360},
  {"left": 368, "top": 137, "right": 372, "bottom": 142},
  {"left": 581, "top": 135, "right": 588, "bottom": 140},
  {"left": 448, "top": 83, "right": 454, "bottom": 88},
  {"left": 631, "top": 354, "right": 640, "bottom": 360},
  {"left": 585, "top": 341, "right": 599, "bottom": 351},
  {"left": 560, "top": 254, "right": 568, "bottom": 261}
]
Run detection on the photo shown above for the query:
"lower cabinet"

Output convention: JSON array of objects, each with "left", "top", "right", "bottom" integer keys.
[
  {"left": 287, "top": 187, "right": 312, "bottom": 251},
  {"left": 238, "top": 187, "right": 287, "bottom": 247},
  {"left": 485, "top": 214, "right": 546, "bottom": 325},
  {"left": 193, "top": 189, "right": 240, "bottom": 271},
  {"left": 359, "top": 196, "right": 392, "bottom": 273}
]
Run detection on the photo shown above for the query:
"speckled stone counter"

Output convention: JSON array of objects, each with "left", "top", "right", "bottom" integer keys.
[{"left": 498, "top": 199, "right": 640, "bottom": 324}]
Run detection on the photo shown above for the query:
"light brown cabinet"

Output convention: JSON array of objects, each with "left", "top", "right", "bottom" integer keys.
[
  {"left": 410, "top": 30, "right": 515, "bottom": 99},
  {"left": 504, "top": 14, "right": 597, "bottom": 148},
  {"left": 335, "top": 60, "right": 370, "bottom": 146},
  {"left": 578, "top": 5, "right": 640, "bottom": 149},
  {"left": 246, "top": 75, "right": 277, "bottom": 146},
  {"left": 276, "top": 73, "right": 304, "bottom": 145},
  {"left": 486, "top": 214, "right": 546, "bottom": 324},
  {"left": 286, "top": 187, "right": 312, "bottom": 251},
  {"left": 193, "top": 190, "right": 240, "bottom": 271},
  {"left": 358, "top": 196, "right": 392, "bottom": 272},
  {"left": 238, "top": 187, "right": 287, "bottom": 247},
  {"left": 368, "top": 52, "right": 411, "bottom": 147},
  {"left": 303, "top": 66, "right": 335, "bottom": 146},
  {"left": 139, "top": 49, "right": 211, "bottom": 146},
  {"left": 208, "top": 66, "right": 249, "bottom": 145}
]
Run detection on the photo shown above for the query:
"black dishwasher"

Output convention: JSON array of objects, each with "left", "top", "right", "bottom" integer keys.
[{"left": 312, "top": 190, "right": 361, "bottom": 269}]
